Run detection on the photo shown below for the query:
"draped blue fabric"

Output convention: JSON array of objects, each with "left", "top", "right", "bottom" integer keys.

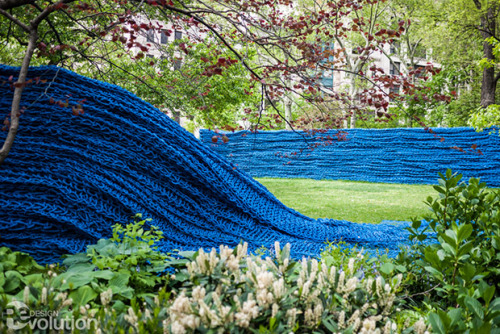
[
  {"left": 1, "top": 65, "right": 414, "bottom": 263},
  {"left": 200, "top": 128, "right": 500, "bottom": 186}
]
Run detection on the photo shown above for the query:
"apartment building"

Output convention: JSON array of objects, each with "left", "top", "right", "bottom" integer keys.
[{"left": 320, "top": 42, "right": 435, "bottom": 103}]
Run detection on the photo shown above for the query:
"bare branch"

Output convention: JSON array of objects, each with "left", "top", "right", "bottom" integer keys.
[{"left": 32, "top": 3, "right": 64, "bottom": 46}]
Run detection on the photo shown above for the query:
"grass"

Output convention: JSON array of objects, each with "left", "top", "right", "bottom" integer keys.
[{"left": 255, "top": 177, "right": 434, "bottom": 224}]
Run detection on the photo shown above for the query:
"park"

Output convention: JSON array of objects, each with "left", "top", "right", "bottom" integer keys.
[{"left": 1, "top": 0, "right": 500, "bottom": 333}]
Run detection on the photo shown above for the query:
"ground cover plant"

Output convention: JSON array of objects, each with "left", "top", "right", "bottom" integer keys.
[
  {"left": 1, "top": 171, "right": 499, "bottom": 333},
  {"left": 256, "top": 178, "right": 432, "bottom": 223}
]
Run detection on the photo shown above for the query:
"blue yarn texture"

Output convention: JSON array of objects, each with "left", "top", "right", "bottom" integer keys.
[
  {"left": 1, "top": 65, "right": 413, "bottom": 263},
  {"left": 200, "top": 128, "right": 500, "bottom": 186}
]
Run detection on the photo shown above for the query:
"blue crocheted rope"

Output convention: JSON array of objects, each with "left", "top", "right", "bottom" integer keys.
[
  {"left": 1, "top": 65, "right": 415, "bottom": 263},
  {"left": 200, "top": 128, "right": 500, "bottom": 186}
]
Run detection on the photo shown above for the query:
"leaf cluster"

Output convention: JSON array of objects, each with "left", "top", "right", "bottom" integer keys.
[{"left": 398, "top": 169, "right": 500, "bottom": 333}]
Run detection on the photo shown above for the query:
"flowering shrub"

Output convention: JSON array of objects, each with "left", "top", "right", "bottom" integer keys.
[
  {"left": 1, "top": 240, "right": 429, "bottom": 333},
  {"left": 160, "top": 242, "right": 427, "bottom": 334}
]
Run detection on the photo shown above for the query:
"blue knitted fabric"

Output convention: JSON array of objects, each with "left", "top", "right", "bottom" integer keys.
[
  {"left": 1, "top": 65, "right": 414, "bottom": 264},
  {"left": 200, "top": 128, "right": 500, "bottom": 186}
]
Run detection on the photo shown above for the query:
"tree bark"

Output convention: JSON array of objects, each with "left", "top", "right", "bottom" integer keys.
[
  {"left": 474, "top": 2, "right": 498, "bottom": 107},
  {"left": 0, "top": 0, "right": 76, "bottom": 165},
  {"left": 349, "top": 76, "right": 357, "bottom": 128},
  {"left": 0, "top": 0, "right": 34, "bottom": 10},
  {"left": 349, "top": 112, "right": 356, "bottom": 128},
  {"left": 284, "top": 96, "right": 292, "bottom": 130},
  {"left": 0, "top": 29, "right": 37, "bottom": 165},
  {"left": 480, "top": 45, "right": 496, "bottom": 107}
]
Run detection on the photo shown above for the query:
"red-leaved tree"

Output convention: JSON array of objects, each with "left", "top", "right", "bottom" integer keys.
[{"left": 0, "top": 0, "right": 450, "bottom": 165}]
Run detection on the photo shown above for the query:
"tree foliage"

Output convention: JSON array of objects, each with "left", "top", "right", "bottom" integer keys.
[{"left": 419, "top": 0, "right": 500, "bottom": 115}]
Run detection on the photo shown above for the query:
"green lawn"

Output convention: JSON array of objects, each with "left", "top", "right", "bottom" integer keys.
[{"left": 255, "top": 178, "right": 435, "bottom": 224}]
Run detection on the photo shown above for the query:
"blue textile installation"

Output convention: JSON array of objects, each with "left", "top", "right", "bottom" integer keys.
[
  {"left": 1, "top": 65, "right": 413, "bottom": 264},
  {"left": 200, "top": 128, "right": 500, "bottom": 186}
]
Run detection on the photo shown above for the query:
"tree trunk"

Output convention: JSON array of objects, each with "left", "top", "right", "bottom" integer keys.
[
  {"left": 477, "top": 5, "right": 498, "bottom": 107},
  {"left": 479, "top": 16, "right": 496, "bottom": 107},
  {"left": 342, "top": 110, "right": 348, "bottom": 128},
  {"left": 284, "top": 97, "right": 292, "bottom": 130},
  {"left": 349, "top": 113, "right": 356, "bottom": 128},
  {"left": 0, "top": 30, "right": 38, "bottom": 166},
  {"left": 349, "top": 76, "right": 357, "bottom": 128}
]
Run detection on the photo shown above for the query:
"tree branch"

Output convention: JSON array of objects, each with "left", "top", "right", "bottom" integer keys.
[
  {"left": 494, "top": 71, "right": 500, "bottom": 84},
  {"left": 0, "top": 0, "right": 33, "bottom": 10},
  {"left": 0, "top": 29, "right": 38, "bottom": 165},
  {"left": 32, "top": 3, "right": 64, "bottom": 47},
  {"left": 472, "top": 0, "right": 482, "bottom": 10},
  {"left": 0, "top": 0, "right": 78, "bottom": 165},
  {"left": 158, "top": 4, "right": 264, "bottom": 82},
  {"left": 30, "top": 0, "right": 77, "bottom": 29},
  {"left": 0, "top": 7, "right": 29, "bottom": 32}
]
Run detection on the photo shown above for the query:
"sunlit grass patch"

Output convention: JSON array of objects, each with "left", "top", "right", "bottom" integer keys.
[{"left": 256, "top": 178, "right": 433, "bottom": 223}]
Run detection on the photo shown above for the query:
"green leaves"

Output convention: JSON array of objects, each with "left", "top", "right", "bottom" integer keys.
[
  {"left": 465, "top": 296, "right": 484, "bottom": 320},
  {"left": 380, "top": 262, "right": 395, "bottom": 275},
  {"left": 55, "top": 271, "right": 95, "bottom": 291},
  {"left": 428, "top": 312, "right": 447, "bottom": 334},
  {"left": 69, "top": 285, "right": 98, "bottom": 306},
  {"left": 457, "top": 223, "right": 472, "bottom": 241},
  {"left": 397, "top": 170, "right": 500, "bottom": 333},
  {"left": 60, "top": 215, "right": 171, "bottom": 305},
  {"left": 0, "top": 247, "right": 46, "bottom": 295},
  {"left": 469, "top": 104, "right": 500, "bottom": 134},
  {"left": 3, "top": 270, "right": 23, "bottom": 293}
]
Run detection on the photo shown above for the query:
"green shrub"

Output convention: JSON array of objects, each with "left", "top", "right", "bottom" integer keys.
[
  {"left": 0, "top": 215, "right": 174, "bottom": 333},
  {"left": 399, "top": 169, "right": 500, "bottom": 333},
  {"left": 161, "top": 242, "right": 412, "bottom": 333},
  {"left": 0, "top": 246, "right": 45, "bottom": 297},
  {"left": 54, "top": 214, "right": 172, "bottom": 305},
  {"left": 468, "top": 104, "right": 500, "bottom": 134},
  {"left": 1, "top": 237, "right": 428, "bottom": 333}
]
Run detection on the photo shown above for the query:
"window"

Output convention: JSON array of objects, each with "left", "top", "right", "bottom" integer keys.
[
  {"left": 321, "top": 75, "right": 334, "bottom": 89},
  {"left": 320, "top": 42, "right": 335, "bottom": 63},
  {"left": 389, "top": 85, "right": 400, "bottom": 102},
  {"left": 390, "top": 62, "right": 400, "bottom": 76},
  {"left": 413, "top": 65, "right": 426, "bottom": 78},
  {"left": 160, "top": 30, "right": 169, "bottom": 44},
  {"left": 320, "top": 43, "right": 334, "bottom": 89},
  {"left": 146, "top": 30, "right": 155, "bottom": 43},
  {"left": 390, "top": 41, "right": 399, "bottom": 54},
  {"left": 174, "top": 30, "right": 182, "bottom": 40}
]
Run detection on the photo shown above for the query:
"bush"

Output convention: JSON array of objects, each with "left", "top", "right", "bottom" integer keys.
[
  {"left": 398, "top": 169, "right": 500, "bottom": 333},
  {"left": 161, "top": 242, "right": 424, "bottom": 333},
  {"left": 1, "top": 227, "right": 427, "bottom": 333}
]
